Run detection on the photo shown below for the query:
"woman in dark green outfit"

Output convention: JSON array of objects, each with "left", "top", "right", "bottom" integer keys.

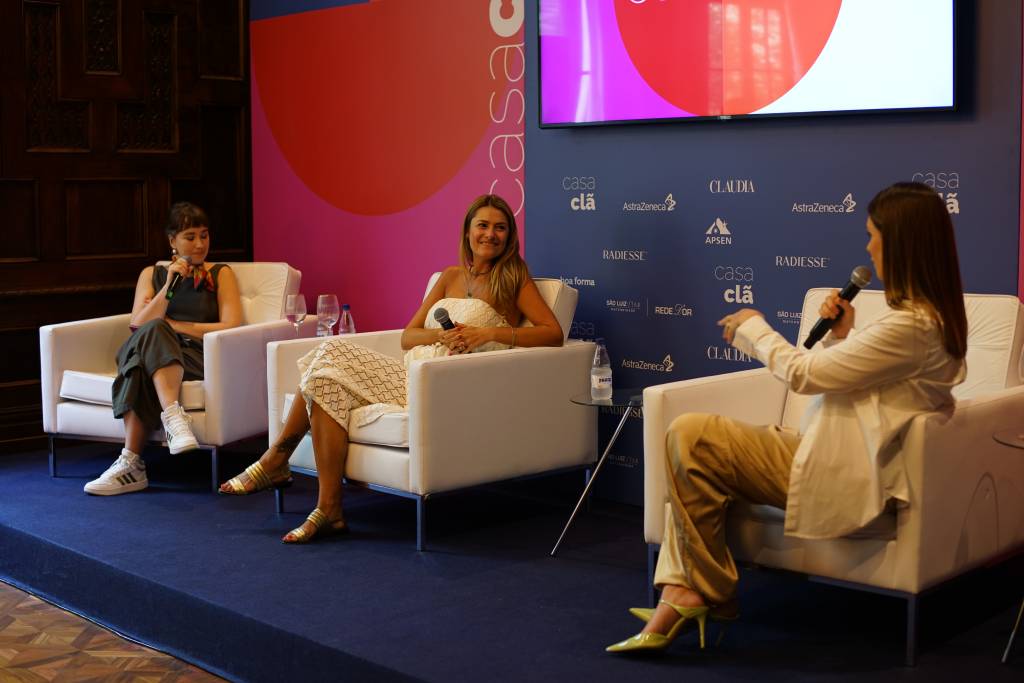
[{"left": 85, "top": 202, "right": 243, "bottom": 495}]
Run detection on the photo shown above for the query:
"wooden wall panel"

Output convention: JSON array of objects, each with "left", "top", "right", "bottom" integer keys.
[
  {"left": 0, "top": 181, "right": 40, "bottom": 262},
  {"left": 65, "top": 179, "right": 147, "bottom": 258},
  {"left": 25, "top": 1, "right": 92, "bottom": 152},
  {"left": 198, "top": 0, "right": 243, "bottom": 80},
  {"left": 0, "top": 0, "right": 251, "bottom": 453},
  {"left": 171, "top": 105, "right": 247, "bottom": 259},
  {"left": 84, "top": 0, "right": 121, "bottom": 74}
]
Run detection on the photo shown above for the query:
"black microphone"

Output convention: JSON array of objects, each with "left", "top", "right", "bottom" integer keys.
[
  {"left": 802, "top": 266, "right": 872, "bottom": 349},
  {"left": 166, "top": 255, "right": 192, "bottom": 300},
  {"left": 433, "top": 307, "right": 456, "bottom": 331}
]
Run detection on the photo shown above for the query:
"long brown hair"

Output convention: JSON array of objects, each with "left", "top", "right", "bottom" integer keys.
[
  {"left": 459, "top": 194, "right": 529, "bottom": 315},
  {"left": 867, "top": 182, "right": 967, "bottom": 359}
]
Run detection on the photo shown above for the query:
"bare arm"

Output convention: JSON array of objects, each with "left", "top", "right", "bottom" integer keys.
[
  {"left": 129, "top": 266, "right": 169, "bottom": 328},
  {"left": 166, "top": 266, "right": 244, "bottom": 339},
  {"left": 457, "top": 277, "right": 564, "bottom": 351}
]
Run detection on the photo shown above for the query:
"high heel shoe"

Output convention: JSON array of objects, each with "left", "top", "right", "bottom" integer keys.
[
  {"left": 628, "top": 604, "right": 736, "bottom": 646},
  {"left": 282, "top": 507, "right": 349, "bottom": 544},
  {"left": 606, "top": 601, "right": 709, "bottom": 654},
  {"left": 219, "top": 460, "right": 292, "bottom": 495}
]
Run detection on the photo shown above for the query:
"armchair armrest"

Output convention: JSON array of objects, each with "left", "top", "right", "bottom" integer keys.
[
  {"left": 39, "top": 314, "right": 132, "bottom": 433},
  {"left": 900, "top": 384, "right": 1024, "bottom": 592},
  {"left": 265, "top": 329, "right": 404, "bottom": 443},
  {"left": 202, "top": 317, "right": 316, "bottom": 445},
  {"left": 643, "top": 368, "right": 789, "bottom": 543},
  {"left": 405, "top": 340, "right": 597, "bottom": 494}
]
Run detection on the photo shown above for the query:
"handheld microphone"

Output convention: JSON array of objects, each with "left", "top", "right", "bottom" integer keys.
[
  {"left": 166, "top": 255, "right": 192, "bottom": 300},
  {"left": 802, "top": 266, "right": 872, "bottom": 349},
  {"left": 433, "top": 307, "right": 456, "bottom": 331}
]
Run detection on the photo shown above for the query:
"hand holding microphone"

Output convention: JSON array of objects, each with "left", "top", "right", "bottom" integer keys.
[
  {"left": 802, "top": 266, "right": 872, "bottom": 349},
  {"left": 166, "top": 255, "right": 192, "bottom": 300},
  {"left": 433, "top": 308, "right": 466, "bottom": 353}
]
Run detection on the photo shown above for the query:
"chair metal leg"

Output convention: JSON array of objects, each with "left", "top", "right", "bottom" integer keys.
[
  {"left": 274, "top": 488, "right": 285, "bottom": 514},
  {"left": 1003, "top": 595, "right": 1024, "bottom": 664},
  {"left": 416, "top": 497, "right": 426, "bottom": 552},
  {"left": 209, "top": 447, "right": 219, "bottom": 493},
  {"left": 49, "top": 436, "right": 57, "bottom": 477},
  {"left": 905, "top": 594, "right": 919, "bottom": 666},
  {"left": 647, "top": 544, "right": 659, "bottom": 607}
]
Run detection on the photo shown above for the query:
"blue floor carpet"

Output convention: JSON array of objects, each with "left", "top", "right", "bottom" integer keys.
[{"left": 1, "top": 445, "right": 1022, "bottom": 682}]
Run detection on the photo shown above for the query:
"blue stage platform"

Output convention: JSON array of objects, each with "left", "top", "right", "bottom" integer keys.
[{"left": 1, "top": 445, "right": 1021, "bottom": 682}]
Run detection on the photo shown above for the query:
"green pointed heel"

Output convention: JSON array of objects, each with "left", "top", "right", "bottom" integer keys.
[
  {"left": 628, "top": 603, "right": 737, "bottom": 646},
  {"left": 606, "top": 602, "right": 709, "bottom": 654}
]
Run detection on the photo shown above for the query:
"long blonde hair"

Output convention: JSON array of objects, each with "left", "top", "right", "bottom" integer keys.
[
  {"left": 868, "top": 182, "right": 967, "bottom": 359},
  {"left": 459, "top": 194, "right": 529, "bottom": 315}
]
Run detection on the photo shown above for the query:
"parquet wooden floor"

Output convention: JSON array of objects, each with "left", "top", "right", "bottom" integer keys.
[{"left": 0, "top": 580, "right": 223, "bottom": 682}]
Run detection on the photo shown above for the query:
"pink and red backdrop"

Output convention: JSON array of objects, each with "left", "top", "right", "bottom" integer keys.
[{"left": 251, "top": 1, "right": 525, "bottom": 331}]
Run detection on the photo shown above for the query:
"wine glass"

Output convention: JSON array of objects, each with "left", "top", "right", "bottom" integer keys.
[
  {"left": 317, "top": 294, "right": 340, "bottom": 337},
  {"left": 285, "top": 294, "right": 307, "bottom": 336}
]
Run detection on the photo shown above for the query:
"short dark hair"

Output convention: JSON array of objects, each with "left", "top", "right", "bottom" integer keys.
[
  {"left": 867, "top": 182, "right": 967, "bottom": 359},
  {"left": 166, "top": 202, "right": 209, "bottom": 238}
]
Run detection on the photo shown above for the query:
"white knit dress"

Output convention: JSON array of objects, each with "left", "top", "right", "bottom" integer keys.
[{"left": 297, "top": 298, "right": 511, "bottom": 429}]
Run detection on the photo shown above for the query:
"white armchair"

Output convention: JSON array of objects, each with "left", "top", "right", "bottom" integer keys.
[
  {"left": 643, "top": 289, "right": 1024, "bottom": 665},
  {"left": 266, "top": 275, "right": 597, "bottom": 549},
  {"left": 39, "top": 262, "right": 306, "bottom": 491}
]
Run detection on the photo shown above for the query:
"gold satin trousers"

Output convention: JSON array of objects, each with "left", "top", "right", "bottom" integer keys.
[{"left": 654, "top": 413, "right": 801, "bottom": 607}]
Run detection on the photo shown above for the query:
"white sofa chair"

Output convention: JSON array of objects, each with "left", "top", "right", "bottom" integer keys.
[
  {"left": 643, "top": 289, "right": 1024, "bottom": 665},
  {"left": 266, "top": 275, "right": 597, "bottom": 549},
  {"left": 40, "top": 262, "right": 306, "bottom": 491}
]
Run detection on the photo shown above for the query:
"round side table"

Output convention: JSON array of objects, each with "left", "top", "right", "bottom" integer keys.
[{"left": 550, "top": 389, "right": 644, "bottom": 557}]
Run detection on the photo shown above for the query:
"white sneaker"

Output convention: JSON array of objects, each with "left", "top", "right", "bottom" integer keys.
[
  {"left": 84, "top": 449, "right": 148, "bottom": 496},
  {"left": 160, "top": 401, "right": 199, "bottom": 454}
]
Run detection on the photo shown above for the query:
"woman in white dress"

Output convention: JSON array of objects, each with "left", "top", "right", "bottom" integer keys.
[{"left": 219, "top": 194, "right": 564, "bottom": 543}]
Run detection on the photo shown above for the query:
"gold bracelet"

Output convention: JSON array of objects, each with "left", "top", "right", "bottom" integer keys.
[{"left": 510, "top": 327, "right": 516, "bottom": 348}]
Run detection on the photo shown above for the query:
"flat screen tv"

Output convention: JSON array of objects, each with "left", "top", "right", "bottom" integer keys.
[{"left": 539, "top": 0, "right": 956, "bottom": 127}]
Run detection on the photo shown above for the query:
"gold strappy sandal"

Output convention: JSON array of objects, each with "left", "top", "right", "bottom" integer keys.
[
  {"left": 218, "top": 460, "right": 292, "bottom": 495},
  {"left": 282, "top": 507, "right": 350, "bottom": 544}
]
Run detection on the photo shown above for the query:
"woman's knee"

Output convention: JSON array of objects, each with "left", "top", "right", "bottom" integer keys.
[
  {"left": 136, "top": 318, "right": 173, "bottom": 337},
  {"left": 665, "top": 413, "right": 715, "bottom": 469},
  {"left": 316, "top": 338, "right": 359, "bottom": 356}
]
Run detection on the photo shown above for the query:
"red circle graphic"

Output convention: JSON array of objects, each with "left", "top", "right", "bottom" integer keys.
[
  {"left": 613, "top": 0, "right": 842, "bottom": 116},
  {"left": 253, "top": 1, "right": 511, "bottom": 215}
]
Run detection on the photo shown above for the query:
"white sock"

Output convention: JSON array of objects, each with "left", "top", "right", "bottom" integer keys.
[
  {"left": 121, "top": 448, "right": 144, "bottom": 465},
  {"left": 161, "top": 401, "right": 180, "bottom": 415}
]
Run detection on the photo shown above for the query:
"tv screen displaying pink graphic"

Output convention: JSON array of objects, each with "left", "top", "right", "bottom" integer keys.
[{"left": 539, "top": 0, "right": 955, "bottom": 126}]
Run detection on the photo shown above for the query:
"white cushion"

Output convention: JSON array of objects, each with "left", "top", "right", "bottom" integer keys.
[
  {"left": 56, "top": 401, "right": 209, "bottom": 442},
  {"left": 60, "top": 370, "right": 205, "bottom": 410},
  {"left": 730, "top": 502, "right": 896, "bottom": 540},
  {"left": 282, "top": 393, "right": 409, "bottom": 447},
  {"left": 288, "top": 436, "right": 412, "bottom": 491},
  {"left": 156, "top": 261, "right": 300, "bottom": 325}
]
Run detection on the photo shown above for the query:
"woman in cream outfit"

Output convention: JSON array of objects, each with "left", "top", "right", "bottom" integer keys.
[
  {"left": 219, "top": 194, "right": 564, "bottom": 543},
  {"left": 608, "top": 182, "right": 968, "bottom": 654}
]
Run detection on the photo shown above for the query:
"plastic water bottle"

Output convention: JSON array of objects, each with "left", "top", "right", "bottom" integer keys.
[
  {"left": 339, "top": 304, "right": 356, "bottom": 334},
  {"left": 591, "top": 338, "right": 612, "bottom": 400}
]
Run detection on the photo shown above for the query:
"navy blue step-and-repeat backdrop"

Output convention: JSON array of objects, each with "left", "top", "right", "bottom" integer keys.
[{"left": 524, "top": 1, "right": 1022, "bottom": 505}]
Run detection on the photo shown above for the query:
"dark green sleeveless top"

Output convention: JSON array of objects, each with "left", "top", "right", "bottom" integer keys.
[{"left": 152, "top": 263, "right": 227, "bottom": 323}]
